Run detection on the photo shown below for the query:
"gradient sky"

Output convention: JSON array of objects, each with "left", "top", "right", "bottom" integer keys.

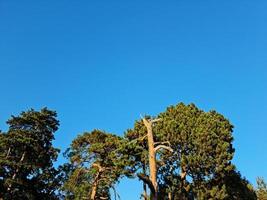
[{"left": 0, "top": 0, "right": 266, "bottom": 199}]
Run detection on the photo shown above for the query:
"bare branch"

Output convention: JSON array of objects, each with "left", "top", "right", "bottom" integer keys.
[
  {"left": 154, "top": 145, "right": 173, "bottom": 153},
  {"left": 154, "top": 141, "right": 171, "bottom": 146},
  {"left": 7, "top": 152, "right": 26, "bottom": 191},
  {"left": 139, "top": 134, "right": 148, "bottom": 141},
  {"left": 140, "top": 115, "right": 161, "bottom": 126},
  {"left": 99, "top": 197, "right": 109, "bottom": 200},
  {"left": 6, "top": 147, "right": 11, "bottom": 158},
  {"left": 150, "top": 118, "right": 161, "bottom": 123},
  {"left": 142, "top": 118, "right": 150, "bottom": 128}
]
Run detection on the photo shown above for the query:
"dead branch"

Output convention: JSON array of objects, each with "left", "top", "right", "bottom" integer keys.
[
  {"left": 6, "top": 148, "right": 11, "bottom": 158},
  {"left": 154, "top": 141, "right": 171, "bottom": 146},
  {"left": 154, "top": 145, "right": 173, "bottom": 153}
]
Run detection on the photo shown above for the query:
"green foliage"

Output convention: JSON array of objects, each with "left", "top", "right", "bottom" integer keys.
[
  {"left": 155, "top": 103, "right": 236, "bottom": 198},
  {"left": 0, "top": 108, "right": 63, "bottom": 200},
  {"left": 63, "top": 130, "right": 130, "bottom": 199},
  {"left": 1, "top": 103, "right": 257, "bottom": 200},
  {"left": 194, "top": 170, "right": 257, "bottom": 200},
  {"left": 256, "top": 177, "right": 267, "bottom": 200},
  {"left": 124, "top": 103, "right": 252, "bottom": 199},
  {"left": 223, "top": 170, "right": 257, "bottom": 200}
]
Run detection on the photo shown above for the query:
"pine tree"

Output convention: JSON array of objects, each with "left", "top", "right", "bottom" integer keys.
[
  {"left": 0, "top": 108, "right": 63, "bottom": 200},
  {"left": 125, "top": 103, "right": 245, "bottom": 199},
  {"left": 63, "top": 130, "right": 130, "bottom": 200}
]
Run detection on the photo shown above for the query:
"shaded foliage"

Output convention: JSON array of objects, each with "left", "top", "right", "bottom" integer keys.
[{"left": 0, "top": 108, "right": 63, "bottom": 200}]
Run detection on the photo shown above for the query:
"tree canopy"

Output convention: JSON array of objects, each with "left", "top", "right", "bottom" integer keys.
[
  {"left": 0, "top": 103, "right": 262, "bottom": 200},
  {"left": 124, "top": 103, "right": 244, "bottom": 199},
  {"left": 63, "top": 130, "right": 131, "bottom": 200},
  {"left": 0, "top": 108, "right": 63, "bottom": 200}
]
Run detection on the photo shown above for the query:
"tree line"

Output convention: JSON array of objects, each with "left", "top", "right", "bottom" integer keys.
[{"left": 0, "top": 103, "right": 266, "bottom": 200}]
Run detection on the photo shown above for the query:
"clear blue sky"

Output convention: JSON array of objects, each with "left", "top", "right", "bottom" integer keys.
[{"left": 0, "top": 0, "right": 266, "bottom": 199}]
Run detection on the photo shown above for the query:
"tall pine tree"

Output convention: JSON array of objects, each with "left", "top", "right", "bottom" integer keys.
[{"left": 0, "top": 108, "right": 63, "bottom": 200}]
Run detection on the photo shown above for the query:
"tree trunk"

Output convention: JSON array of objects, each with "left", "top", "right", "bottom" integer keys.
[
  {"left": 90, "top": 181, "right": 98, "bottom": 200},
  {"left": 142, "top": 118, "right": 157, "bottom": 200},
  {"left": 7, "top": 152, "right": 25, "bottom": 192},
  {"left": 168, "top": 192, "right": 172, "bottom": 200},
  {"left": 180, "top": 165, "right": 187, "bottom": 199},
  {"left": 90, "top": 163, "right": 104, "bottom": 200}
]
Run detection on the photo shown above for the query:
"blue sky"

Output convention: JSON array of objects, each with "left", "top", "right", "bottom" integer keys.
[{"left": 0, "top": 0, "right": 266, "bottom": 199}]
